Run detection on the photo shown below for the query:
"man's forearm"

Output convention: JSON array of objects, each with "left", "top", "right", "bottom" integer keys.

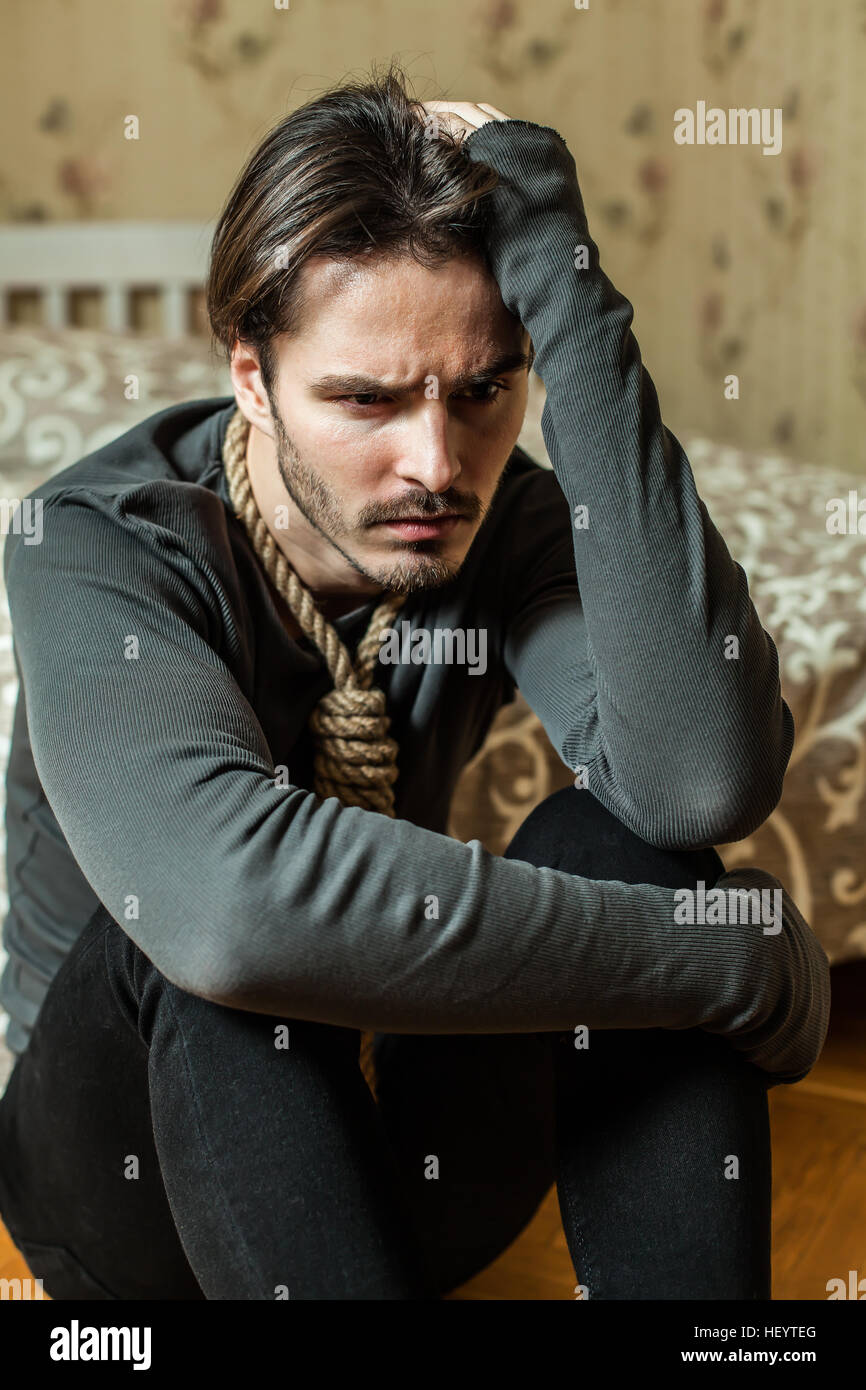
[{"left": 193, "top": 788, "right": 819, "bottom": 1084}]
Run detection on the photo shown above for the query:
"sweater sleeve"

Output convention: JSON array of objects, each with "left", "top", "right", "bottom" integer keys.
[
  {"left": 465, "top": 118, "right": 795, "bottom": 851},
  {"left": 5, "top": 442, "right": 827, "bottom": 1081}
]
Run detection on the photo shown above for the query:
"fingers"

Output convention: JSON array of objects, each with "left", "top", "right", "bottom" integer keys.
[
  {"left": 475, "top": 102, "right": 511, "bottom": 121},
  {"left": 421, "top": 100, "right": 511, "bottom": 129},
  {"left": 423, "top": 100, "right": 483, "bottom": 126}
]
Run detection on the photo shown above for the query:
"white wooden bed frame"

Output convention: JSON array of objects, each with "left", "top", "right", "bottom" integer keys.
[{"left": 0, "top": 221, "right": 216, "bottom": 337}]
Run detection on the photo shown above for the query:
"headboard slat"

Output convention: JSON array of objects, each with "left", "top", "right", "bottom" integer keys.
[
  {"left": 0, "top": 220, "right": 214, "bottom": 334},
  {"left": 103, "top": 283, "right": 129, "bottom": 333}
]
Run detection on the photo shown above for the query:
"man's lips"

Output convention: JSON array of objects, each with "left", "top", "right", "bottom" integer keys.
[{"left": 377, "top": 515, "right": 463, "bottom": 539}]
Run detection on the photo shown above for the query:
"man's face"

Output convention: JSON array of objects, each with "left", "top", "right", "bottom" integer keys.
[{"left": 257, "top": 249, "right": 531, "bottom": 597}]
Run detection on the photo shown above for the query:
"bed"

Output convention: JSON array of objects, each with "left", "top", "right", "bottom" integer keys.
[{"left": 1, "top": 222, "right": 864, "bottom": 1092}]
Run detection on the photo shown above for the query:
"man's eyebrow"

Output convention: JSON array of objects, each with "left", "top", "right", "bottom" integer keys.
[{"left": 306, "top": 349, "right": 532, "bottom": 398}]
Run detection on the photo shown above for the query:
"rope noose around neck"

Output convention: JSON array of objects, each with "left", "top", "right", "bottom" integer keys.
[{"left": 221, "top": 406, "right": 409, "bottom": 1097}]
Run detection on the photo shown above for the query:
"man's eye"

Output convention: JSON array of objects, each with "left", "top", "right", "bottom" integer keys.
[
  {"left": 339, "top": 380, "right": 509, "bottom": 409},
  {"left": 458, "top": 380, "right": 507, "bottom": 404}
]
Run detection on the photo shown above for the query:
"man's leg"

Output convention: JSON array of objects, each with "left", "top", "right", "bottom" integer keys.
[
  {"left": 0, "top": 907, "right": 205, "bottom": 1299},
  {"left": 355, "top": 784, "right": 768, "bottom": 1302},
  {"left": 0, "top": 906, "right": 437, "bottom": 1300},
  {"left": 503, "top": 785, "right": 773, "bottom": 1300},
  {"left": 370, "top": 1026, "right": 558, "bottom": 1297}
]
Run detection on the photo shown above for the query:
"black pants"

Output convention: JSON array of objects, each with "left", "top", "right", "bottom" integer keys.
[{"left": 0, "top": 786, "right": 771, "bottom": 1299}]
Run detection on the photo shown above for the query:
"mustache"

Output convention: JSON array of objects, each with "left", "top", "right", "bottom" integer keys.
[{"left": 371, "top": 494, "right": 480, "bottom": 523}]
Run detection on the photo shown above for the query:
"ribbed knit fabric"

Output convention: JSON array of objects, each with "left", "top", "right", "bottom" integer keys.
[
  {"left": 1, "top": 118, "right": 830, "bottom": 1087},
  {"left": 221, "top": 404, "right": 406, "bottom": 1099}
]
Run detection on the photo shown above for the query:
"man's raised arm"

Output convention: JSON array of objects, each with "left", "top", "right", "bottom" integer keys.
[{"left": 463, "top": 117, "right": 794, "bottom": 849}]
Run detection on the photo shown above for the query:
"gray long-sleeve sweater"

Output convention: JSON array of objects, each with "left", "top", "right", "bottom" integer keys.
[{"left": 1, "top": 117, "right": 830, "bottom": 1082}]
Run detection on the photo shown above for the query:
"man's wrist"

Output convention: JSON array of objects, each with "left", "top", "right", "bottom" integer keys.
[{"left": 462, "top": 117, "right": 594, "bottom": 365}]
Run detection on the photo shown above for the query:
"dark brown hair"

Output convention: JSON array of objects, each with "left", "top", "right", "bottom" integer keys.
[{"left": 206, "top": 61, "right": 520, "bottom": 397}]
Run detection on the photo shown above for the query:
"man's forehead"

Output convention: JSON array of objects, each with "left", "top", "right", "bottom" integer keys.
[
  {"left": 302, "top": 254, "right": 368, "bottom": 295},
  {"left": 290, "top": 253, "right": 523, "bottom": 362},
  {"left": 299, "top": 249, "right": 498, "bottom": 304}
]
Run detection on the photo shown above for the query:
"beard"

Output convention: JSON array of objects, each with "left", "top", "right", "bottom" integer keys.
[{"left": 268, "top": 395, "right": 487, "bottom": 597}]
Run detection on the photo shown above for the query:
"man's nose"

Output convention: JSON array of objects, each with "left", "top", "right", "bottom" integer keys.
[{"left": 394, "top": 404, "right": 462, "bottom": 495}]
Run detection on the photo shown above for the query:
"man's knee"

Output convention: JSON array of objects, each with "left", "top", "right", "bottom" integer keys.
[
  {"left": 503, "top": 785, "right": 724, "bottom": 890},
  {"left": 100, "top": 912, "right": 361, "bottom": 1071}
]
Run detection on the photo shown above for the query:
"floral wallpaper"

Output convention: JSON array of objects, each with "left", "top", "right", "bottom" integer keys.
[{"left": 1, "top": 0, "right": 864, "bottom": 472}]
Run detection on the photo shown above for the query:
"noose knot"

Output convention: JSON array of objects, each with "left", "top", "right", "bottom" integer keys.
[{"left": 308, "top": 684, "right": 400, "bottom": 811}]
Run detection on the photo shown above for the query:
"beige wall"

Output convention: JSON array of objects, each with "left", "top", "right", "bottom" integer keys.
[{"left": 2, "top": 0, "right": 864, "bottom": 473}]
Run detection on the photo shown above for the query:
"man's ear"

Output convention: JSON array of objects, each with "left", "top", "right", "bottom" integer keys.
[{"left": 229, "top": 339, "right": 275, "bottom": 439}]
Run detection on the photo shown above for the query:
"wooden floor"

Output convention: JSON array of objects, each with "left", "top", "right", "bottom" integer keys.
[{"left": 2, "top": 961, "right": 864, "bottom": 1301}]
